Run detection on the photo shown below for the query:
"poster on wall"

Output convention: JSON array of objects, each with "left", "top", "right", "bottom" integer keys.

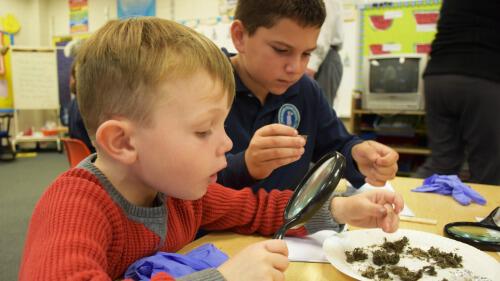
[
  {"left": 117, "top": 0, "right": 156, "bottom": 19},
  {"left": 362, "top": 2, "right": 440, "bottom": 57},
  {"left": 69, "top": 0, "right": 89, "bottom": 34}
]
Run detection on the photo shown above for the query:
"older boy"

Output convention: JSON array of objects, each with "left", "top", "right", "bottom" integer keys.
[
  {"left": 19, "top": 18, "right": 403, "bottom": 281},
  {"left": 218, "top": 0, "right": 399, "bottom": 192}
]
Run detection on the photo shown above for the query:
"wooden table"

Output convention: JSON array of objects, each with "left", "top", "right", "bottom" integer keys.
[{"left": 179, "top": 177, "right": 499, "bottom": 281}]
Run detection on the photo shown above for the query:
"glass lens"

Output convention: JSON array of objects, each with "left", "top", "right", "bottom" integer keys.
[
  {"left": 287, "top": 157, "right": 338, "bottom": 218},
  {"left": 448, "top": 225, "right": 500, "bottom": 243}
]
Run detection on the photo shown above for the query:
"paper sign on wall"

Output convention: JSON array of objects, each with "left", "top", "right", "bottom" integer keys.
[{"left": 69, "top": 0, "right": 89, "bottom": 34}]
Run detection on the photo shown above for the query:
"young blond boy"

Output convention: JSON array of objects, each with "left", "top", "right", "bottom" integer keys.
[
  {"left": 218, "top": 0, "right": 399, "bottom": 192},
  {"left": 19, "top": 18, "right": 403, "bottom": 281}
]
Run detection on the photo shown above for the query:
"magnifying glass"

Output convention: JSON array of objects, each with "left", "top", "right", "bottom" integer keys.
[
  {"left": 273, "top": 151, "right": 346, "bottom": 239},
  {"left": 444, "top": 207, "right": 500, "bottom": 252}
]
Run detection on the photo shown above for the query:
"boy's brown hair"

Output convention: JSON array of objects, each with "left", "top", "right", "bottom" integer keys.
[
  {"left": 76, "top": 18, "right": 235, "bottom": 138},
  {"left": 234, "top": 0, "right": 326, "bottom": 35}
]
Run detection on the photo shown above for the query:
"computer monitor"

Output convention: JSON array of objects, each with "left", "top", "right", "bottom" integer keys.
[{"left": 362, "top": 54, "right": 428, "bottom": 110}]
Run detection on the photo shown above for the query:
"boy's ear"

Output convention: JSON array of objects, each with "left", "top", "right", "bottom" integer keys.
[
  {"left": 95, "top": 119, "right": 137, "bottom": 165},
  {"left": 230, "top": 20, "right": 247, "bottom": 53}
]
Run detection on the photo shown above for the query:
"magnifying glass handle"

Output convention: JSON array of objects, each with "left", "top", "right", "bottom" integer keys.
[
  {"left": 480, "top": 206, "right": 499, "bottom": 227},
  {"left": 273, "top": 226, "right": 287, "bottom": 240}
]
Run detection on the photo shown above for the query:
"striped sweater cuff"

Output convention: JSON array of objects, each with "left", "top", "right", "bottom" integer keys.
[
  {"left": 177, "top": 269, "right": 226, "bottom": 281},
  {"left": 304, "top": 193, "right": 345, "bottom": 234}
]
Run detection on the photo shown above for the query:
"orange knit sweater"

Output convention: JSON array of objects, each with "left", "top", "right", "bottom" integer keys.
[{"left": 19, "top": 168, "right": 306, "bottom": 280}]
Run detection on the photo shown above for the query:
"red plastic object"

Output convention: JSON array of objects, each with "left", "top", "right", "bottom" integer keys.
[
  {"left": 61, "top": 138, "right": 91, "bottom": 168},
  {"left": 42, "top": 129, "right": 58, "bottom": 136}
]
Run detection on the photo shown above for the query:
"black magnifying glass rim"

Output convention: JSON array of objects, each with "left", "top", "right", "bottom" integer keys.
[
  {"left": 283, "top": 151, "right": 346, "bottom": 226},
  {"left": 444, "top": 222, "right": 500, "bottom": 252}
]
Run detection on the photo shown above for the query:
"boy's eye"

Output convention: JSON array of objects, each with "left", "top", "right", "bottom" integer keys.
[
  {"left": 303, "top": 52, "right": 311, "bottom": 57},
  {"left": 272, "top": 46, "right": 287, "bottom": 53},
  {"left": 196, "top": 130, "right": 212, "bottom": 138}
]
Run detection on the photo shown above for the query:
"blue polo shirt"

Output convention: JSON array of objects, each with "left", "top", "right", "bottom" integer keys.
[{"left": 217, "top": 57, "right": 365, "bottom": 192}]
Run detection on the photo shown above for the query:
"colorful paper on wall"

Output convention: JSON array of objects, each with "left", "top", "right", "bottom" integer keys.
[
  {"left": 362, "top": 2, "right": 441, "bottom": 56},
  {"left": 117, "top": 0, "right": 156, "bottom": 19},
  {"left": 69, "top": 0, "right": 88, "bottom": 34}
]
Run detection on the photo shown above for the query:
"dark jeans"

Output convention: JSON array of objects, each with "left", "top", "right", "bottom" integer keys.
[{"left": 417, "top": 74, "right": 500, "bottom": 185}]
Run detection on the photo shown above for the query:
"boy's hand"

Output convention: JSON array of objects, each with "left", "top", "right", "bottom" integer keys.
[
  {"left": 331, "top": 190, "right": 404, "bottom": 233},
  {"left": 245, "top": 124, "right": 306, "bottom": 180},
  {"left": 218, "top": 240, "right": 289, "bottom": 281},
  {"left": 352, "top": 140, "right": 399, "bottom": 186}
]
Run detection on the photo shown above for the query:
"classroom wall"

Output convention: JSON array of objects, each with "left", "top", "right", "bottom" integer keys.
[
  {"left": 2, "top": 0, "right": 418, "bottom": 120},
  {"left": 173, "top": 0, "right": 219, "bottom": 20},
  {"left": 0, "top": 0, "right": 43, "bottom": 46},
  {"left": 45, "top": 0, "right": 224, "bottom": 39}
]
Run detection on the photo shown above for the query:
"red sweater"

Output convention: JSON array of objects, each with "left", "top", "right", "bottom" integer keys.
[{"left": 19, "top": 168, "right": 306, "bottom": 280}]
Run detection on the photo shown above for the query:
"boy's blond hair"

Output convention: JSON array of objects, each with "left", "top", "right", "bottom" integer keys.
[{"left": 76, "top": 17, "right": 235, "bottom": 138}]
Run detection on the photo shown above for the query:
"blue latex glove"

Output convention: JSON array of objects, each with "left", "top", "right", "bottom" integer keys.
[
  {"left": 412, "top": 174, "right": 486, "bottom": 206},
  {"left": 124, "top": 243, "right": 228, "bottom": 280}
]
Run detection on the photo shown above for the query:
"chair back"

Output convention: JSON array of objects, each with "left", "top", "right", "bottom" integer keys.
[
  {"left": 0, "top": 113, "right": 12, "bottom": 138},
  {"left": 0, "top": 112, "right": 15, "bottom": 160},
  {"left": 61, "top": 138, "right": 91, "bottom": 168}
]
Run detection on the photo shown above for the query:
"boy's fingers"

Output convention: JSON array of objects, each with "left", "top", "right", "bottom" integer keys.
[
  {"left": 265, "top": 239, "right": 289, "bottom": 256},
  {"left": 270, "top": 269, "right": 286, "bottom": 281},
  {"left": 264, "top": 240, "right": 289, "bottom": 272},
  {"left": 257, "top": 124, "right": 298, "bottom": 137},
  {"left": 255, "top": 136, "right": 306, "bottom": 149},
  {"left": 375, "top": 150, "right": 399, "bottom": 167},
  {"left": 373, "top": 164, "right": 397, "bottom": 178},
  {"left": 268, "top": 253, "right": 290, "bottom": 272},
  {"left": 361, "top": 200, "right": 387, "bottom": 218},
  {"left": 253, "top": 148, "right": 304, "bottom": 163},
  {"left": 392, "top": 193, "right": 405, "bottom": 213},
  {"left": 360, "top": 148, "right": 380, "bottom": 163},
  {"left": 265, "top": 156, "right": 302, "bottom": 170},
  {"left": 382, "top": 203, "right": 399, "bottom": 233},
  {"left": 380, "top": 191, "right": 404, "bottom": 214}
]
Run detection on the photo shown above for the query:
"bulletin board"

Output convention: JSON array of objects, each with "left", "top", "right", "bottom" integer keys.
[
  {"left": 357, "top": 0, "right": 441, "bottom": 87},
  {"left": 361, "top": 1, "right": 441, "bottom": 56},
  {"left": 10, "top": 48, "right": 59, "bottom": 109}
]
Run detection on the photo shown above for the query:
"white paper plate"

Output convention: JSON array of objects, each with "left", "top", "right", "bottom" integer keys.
[{"left": 323, "top": 229, "right": 499, "bottom": 281}]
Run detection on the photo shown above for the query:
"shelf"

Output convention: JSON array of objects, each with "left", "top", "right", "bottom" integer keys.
[
  {"left": 15, "top": 135, "right": 60, "bottom": 142},
  {"left": 13, "top": 132, "right": 62, "bottom": 151},
  {"left": 351, "top": 97, "right": 430, "bottom": 176},
  {"left": 393, "top": 146, "right": 430, "bottom": 155},
  {"left": 352, "top": 109, "right": 426, "bottom": 116}
]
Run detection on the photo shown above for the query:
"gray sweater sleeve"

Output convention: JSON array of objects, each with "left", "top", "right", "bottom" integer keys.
[
  {"left": 176, "top": 269, "right": 226, "bottom": 281},
  {"left": 304, "top": 193, "right": 345, "bottom": 234}
]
